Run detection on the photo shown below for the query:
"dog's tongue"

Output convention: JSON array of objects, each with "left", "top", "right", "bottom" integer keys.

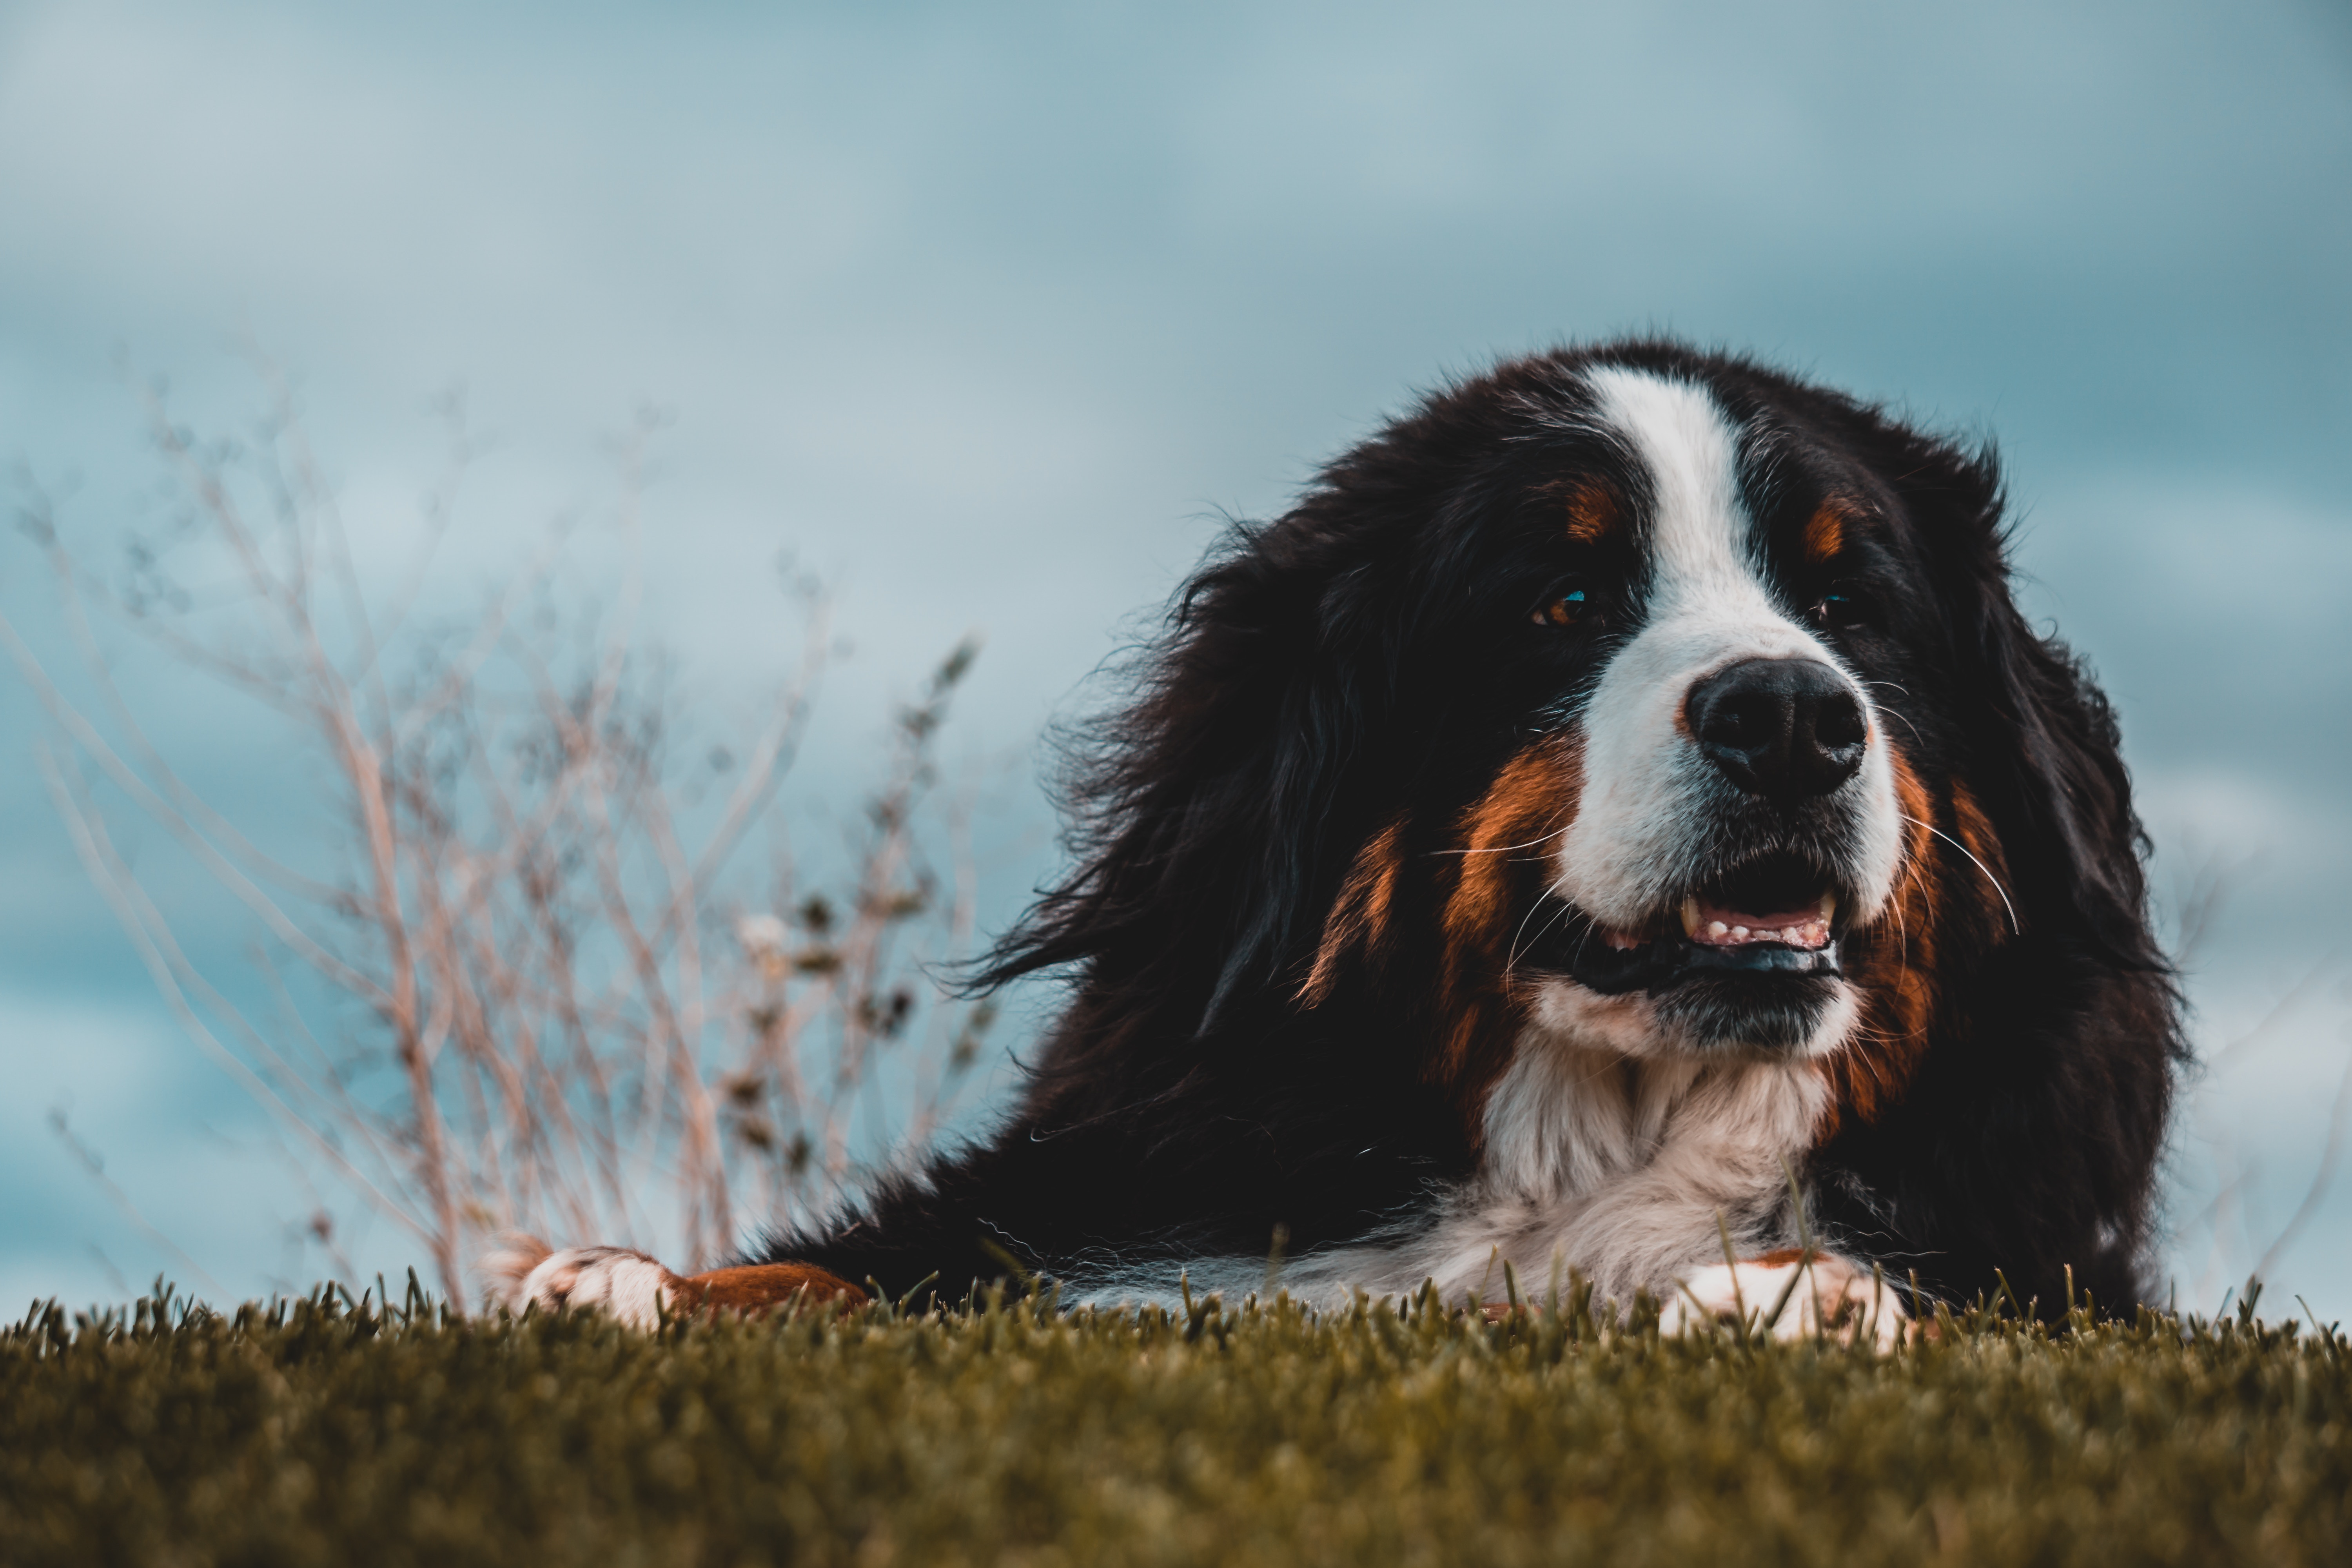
[{"left": 1682, "top": 894, "right": 1835, "bottom": 950}]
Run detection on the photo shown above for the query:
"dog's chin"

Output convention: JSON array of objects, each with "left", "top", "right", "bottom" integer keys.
[
  {"left": 1647, "top": 970, "right": 1853, "bottom": 1056},
  {"left": 1524, "top": 969, "right": 1855, "bottom": 1061}
]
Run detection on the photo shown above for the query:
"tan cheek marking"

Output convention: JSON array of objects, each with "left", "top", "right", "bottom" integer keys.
[
  {"left": 1441, "top": 737, "right": 1583, "bottom": 963},
  {"left": 1298, "top": 816, "right": 1408, "bottom": 1006},
  {"left": 1949, "top": 780, "right": 2015, "bottom": 941},
  {"left": 1817, "top": 743, "right": 1940, "bottom": 1135},
  {"left": 1434, "top": 735, "right": 1584, "bottom": 1114},
  {"left": 1822, "top": 773, "right": 2013, "bottom": 1137}
]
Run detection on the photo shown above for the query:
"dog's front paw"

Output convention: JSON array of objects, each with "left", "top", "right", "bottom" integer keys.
[
  {"left": 1660, "top": 1250, "right": 1908, "bottom": 1349},
  {"left": 486, "top": 1237, "right": 683, "bottom": 1329},
  {"left": 483, "top": 1235, "right": 869, "bottom": 1328}
]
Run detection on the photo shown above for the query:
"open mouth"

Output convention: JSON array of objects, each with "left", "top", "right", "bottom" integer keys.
[{"left": 1539, "top": 851, "right": 1847, "bottom": 995}]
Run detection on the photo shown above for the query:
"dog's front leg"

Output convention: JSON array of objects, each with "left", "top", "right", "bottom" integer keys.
[{"left": 484, "top": 1237, "right": 867, "bottom": 1328}]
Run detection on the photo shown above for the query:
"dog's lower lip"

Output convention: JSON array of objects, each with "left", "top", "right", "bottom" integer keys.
[
  {"left": 1563, "top": 933, "right": 1845, "bottom": 994},
  {"left": 1553, "top": 892, "right": 1846, "bottom": 994}
]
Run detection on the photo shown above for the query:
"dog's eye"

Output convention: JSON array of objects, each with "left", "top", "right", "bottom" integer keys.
[
  {"left": 1532, "top": 581, "right": 1595, "bottom": 628},
  {"left": 1810, "top": 584, "right": 1874, "bottom": 630}
]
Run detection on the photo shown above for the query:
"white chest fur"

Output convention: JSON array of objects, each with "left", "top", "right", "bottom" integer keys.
[
  {"left": 1069, "top": 1022, "right": 1833, "bottom": 1312},
  {"left": 1274, "top": 1024, "right": 1832, "bottom": 1309}
]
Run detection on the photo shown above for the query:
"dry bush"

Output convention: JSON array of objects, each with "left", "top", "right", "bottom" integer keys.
[{"left": 2, "top": 361, "right": 996, "bottom": 1305}]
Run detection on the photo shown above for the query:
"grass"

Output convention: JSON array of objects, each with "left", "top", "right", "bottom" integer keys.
[{"left": 4, "top": 1279, "right": 2347, "bottom": 1567}]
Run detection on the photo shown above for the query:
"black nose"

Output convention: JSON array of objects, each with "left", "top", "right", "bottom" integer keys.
[{"left": 1686, "top": 657, "right": 1868, "bottom": 799}]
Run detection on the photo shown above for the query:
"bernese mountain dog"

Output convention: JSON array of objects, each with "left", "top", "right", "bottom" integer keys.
[{"left": 493, "top": 339, "right": 2182, "bottom": 1341}]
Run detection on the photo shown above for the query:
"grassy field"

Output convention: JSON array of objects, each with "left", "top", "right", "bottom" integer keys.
[{"left": 4, "top": 1279, "right": 2347, "bottom": 1567}]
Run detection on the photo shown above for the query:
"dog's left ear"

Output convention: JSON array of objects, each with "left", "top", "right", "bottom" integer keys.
[
  {"left": 1893, "top": 438, "right": 2158, "bottom": 965},
  {"left": 1183, "top": 537, "right": 1397, "bottom": 1028},
  {"left": 968, "top": 508, "right": 1406, "bottom": 1041}
]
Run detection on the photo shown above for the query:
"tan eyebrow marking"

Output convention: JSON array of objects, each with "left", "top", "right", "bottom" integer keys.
[
  {"left": 1803, "top": 496, "right": 1860, "bottom": 562},
  {"left": 1564, "top": 482, "right": 1620, "bottom": 545}
]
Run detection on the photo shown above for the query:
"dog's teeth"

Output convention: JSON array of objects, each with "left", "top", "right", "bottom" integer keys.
[
  {"left": 1817, "top": 891, "right": 1837, "bottom": 922},
  {"left": 1681, "top": 896, "right": 1702, "bottom": 938},
  {"left": 1730, "top": 926, "right": 1749, "bottom": 941},
  {"left": 1707, "top": 921, "right": 1728, "bottom": 938}
]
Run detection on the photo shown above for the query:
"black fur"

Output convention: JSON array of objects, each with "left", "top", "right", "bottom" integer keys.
[{"left": 759, "top": 339, "right": 2184, "bottom": 1316}]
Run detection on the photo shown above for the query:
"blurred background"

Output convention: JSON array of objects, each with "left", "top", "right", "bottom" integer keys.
[{"left": 2, "top": 0, "right": 2347, "bottom": 1316}]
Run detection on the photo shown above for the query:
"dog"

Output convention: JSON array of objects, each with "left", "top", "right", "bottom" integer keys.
[{"left": 492, "top": 339, "right": 2181, "bottom": 1340}]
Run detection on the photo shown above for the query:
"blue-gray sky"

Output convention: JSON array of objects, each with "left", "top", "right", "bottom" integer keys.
[{"left": 2, "top": 0, "right": 2348, "bottom": 1314}]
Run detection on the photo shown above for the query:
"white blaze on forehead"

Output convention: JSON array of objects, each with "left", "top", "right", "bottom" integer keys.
[
  {"left": 1590, "top": 368, "right": 1806, "bottom": 647},
  {"left": 1551, "top": 368, "right": 1901, "bottom": 933}
]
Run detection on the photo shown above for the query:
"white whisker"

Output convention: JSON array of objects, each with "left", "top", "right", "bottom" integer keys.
[
  {"left": 1900, "top": 813, "right": 2019, "bottom": 935},
  {"left": 1871, "top": 705, "right": 1924, "bottom": 746},
  {"left": 1428, "top": 816, "right": 1574, "bottom": 857},
  {"left": 1507, "top": 892, "right": 1579, "bottom": 973}
]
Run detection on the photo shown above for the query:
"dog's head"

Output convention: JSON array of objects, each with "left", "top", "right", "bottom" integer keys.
[{"left": 989, "top": 340, "right": 2156, "bottom": 1132}]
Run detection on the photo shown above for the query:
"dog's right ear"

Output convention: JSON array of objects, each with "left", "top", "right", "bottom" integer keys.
[
  {"left": 1882, "top": 426, "right": 2161, "bottom": 972},
  {"left": 1962, "top": 580, "right": 2156, "bottom": 962}
]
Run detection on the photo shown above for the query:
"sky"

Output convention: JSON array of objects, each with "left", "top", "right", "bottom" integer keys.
[{"left": 1, "top": 0, "right": 2348, "bottom": 1316}]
